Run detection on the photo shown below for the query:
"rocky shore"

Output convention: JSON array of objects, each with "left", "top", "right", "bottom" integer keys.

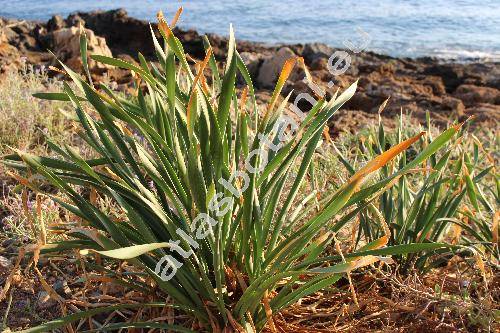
[{"left": 1, "top": 9, "right": 498, "bottom": 132}]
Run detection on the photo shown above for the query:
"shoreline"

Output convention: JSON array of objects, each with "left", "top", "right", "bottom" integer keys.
[
  {"left": 2, "top": 1, "right": 499, "bottom": 63},
  {"left": 0, "top": 9, "right": 498, "bottom": 131},
  {"left": 3, "top": 11, "right": 498, "bottom": 65}
]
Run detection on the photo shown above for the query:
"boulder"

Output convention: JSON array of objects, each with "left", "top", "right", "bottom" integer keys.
[
  {"left": 423, "top": 64, "right": 464, "bottom": 92},
  {"left": 329, "top": 109, "right": 379, "bottom": 135},
  {"left": 302, "top": 42, "right": 333, "bottom": 64},
  {"left": 257, "top": 47, "right": 297, "bottom": 88},
  {"left": 47, "top": 15, "right": 66, "bottom": 32},
  {"left": 310, "top": 57, "right": 327, "bottom": 70},
  {"left": 0, "top": 21, "right": 21, "bottom": 74},
  {"left": 66, "top": 14, "right": 85, "bottom": 28},
  {"left": 461, "top": 63, "right": 500, "bottom": 89},
  {"left": 442, "top": 96, "right": 465, "bottom": 116},
  {"left": 454, "top": 84, "right": 500, "bottom": 106},
  {"left": 421, "top": 76, "right": 446, "bottom": 96},
  {"left": 76, "top": 9, "right": 154, "bottom": 56},
  {"left": 344, "top": 92, "right": 382, "bottom": 113},
  {"left": 0, "top": 19, "right": 6, "bottom": 44},
  {"left": 51, "top": 26, "right": 112, "bottom": 72},
  {"left": 465, "top": 103, "right": 500, "bottom": 124},
  {"left": 239, "top": 51, "right": 262, "bottom": 81}
]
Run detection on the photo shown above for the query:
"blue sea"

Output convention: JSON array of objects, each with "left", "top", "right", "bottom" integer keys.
[{"left": 1, "top": 0, "right": 499, "bottom": 61}]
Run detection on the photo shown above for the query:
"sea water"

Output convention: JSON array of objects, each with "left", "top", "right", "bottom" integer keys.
[{"left": 1, "top": 0, "right": 499, "bottom": 61}]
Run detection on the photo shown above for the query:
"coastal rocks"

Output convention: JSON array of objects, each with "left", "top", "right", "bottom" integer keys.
[
  {"left": 302, "top": 42, "right": 333, "bottom": 64},
  {"left": 329, "top": 109, "right": 379, "bottom": 135},
  {"left": 75, "top": 9, "right": 219, "bottom": 59},
  {"left": 364, "top": 75, "right": 433, "bottom": 102},
  {"left": 239, "top": 51, "right": 263, "bottom": 81},
  {"left": 66, "top": 14, "right": 86, "bottom": 28},
  {"left": 2, "top": 20, "right": 39, "bottom": 52},
  {"left": 0, "top": 20, "right": 7, "bottom": 44},
  {"left": 47, "top": 15, "right": 66, "bottom": 32},
  {"left": 76, "top": 9, "right": 155, "bottom": 57},
  {"left": 421, "top": 76, "right": 447, "bottom": 96},
  {"left": 441, "top": 96, "right": 465, "bottom": 116},
  {"left": 47, "top": 13, "right": 85, "bottom": 32},
  {"left": 0, "top": 9, "right": 498, "bottom": 131},
  {"left": 450, "top": 62, "right": 500, "bottom": 89},
  {"left": 310, "top": 57, "right": 328, "bottom": 70},
  {"left": 51, "top": 26, "right": 112, "bottom": 72},
  {"left": 423, "top": 64, "right": 464, "bottom": 92},
  {"left": 465, "top": 103, "right": 500, "bottom": 123},
  {"left": 344, "top": 92, "right": 383, "bottom": 113},
  {"left": 257, "top": 47, "right": 297, "bottom": 88},
  {"left": 0, "top": 21, "right": 21, "bottom": 74},
  {"left": 454, "top": 84, "right": 500, "bottom": 106}
]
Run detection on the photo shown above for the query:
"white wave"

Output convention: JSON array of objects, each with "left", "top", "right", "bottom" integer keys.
[{"left": 429, "top": 48, "right": 500, "bottom": 62}]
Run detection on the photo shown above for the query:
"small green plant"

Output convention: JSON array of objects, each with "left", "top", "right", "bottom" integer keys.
[
  {"left": 4, "top": 11, "right": 467, "bottom": 332},
  {"left": 334, "top": 113, "right": 498, "bottom": 271}
]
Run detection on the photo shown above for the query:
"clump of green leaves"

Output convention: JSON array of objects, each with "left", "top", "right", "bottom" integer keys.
[
  {"left": 334, "top": 113, "right": 498, "bottom": 271},
  {"left": 4, "top": 11, "right": 466, "bottom": 332}
]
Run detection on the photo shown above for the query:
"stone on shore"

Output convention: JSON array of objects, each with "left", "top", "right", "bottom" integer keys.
[
  {"left": 454, "top": 84, "right": 500, "bottom": 106},
  {"left": 51, "top": 26, "right": 112, "bottom": 72},
  {"left": 239, "top": 51, "right": 263, "bottom": 82},
  {"left": 0, "top": 9, "right": 498, "bottom": 131},
  {"left": 47, "top": 15, "right": 66, "bottom": 32},
  {"left": 257, "top": 47, "right": 297, "bottom": 88},
  {"left": 0, "top": 19, "right": 22, "bottom": 74},
  {"left": 302, "top": 42, "right": 334, "bottom": 64}
]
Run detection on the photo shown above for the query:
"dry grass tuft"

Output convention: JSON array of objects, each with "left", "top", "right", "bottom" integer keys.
[{"left": 0, "top": 66, "right": 69, "bottom": 156}]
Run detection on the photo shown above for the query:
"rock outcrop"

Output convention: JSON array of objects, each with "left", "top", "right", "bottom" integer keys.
[
  {"left": 50, "top": 26, "right": 112, "bottom": 72},
  {"left": 0, "top": 19, "right": 22, "bottom": 74},
  {"left": 0, "top": 9, "right": 498, "bottom": 132},
  {"left": 257, "top": 47, "right": 297, "bottom": 88},
  {"left": 302, "top": 42, "right": 334, "bottom": 64},
  {"left": 454, "top": 84, "right": 500, "bottom": 106}
]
